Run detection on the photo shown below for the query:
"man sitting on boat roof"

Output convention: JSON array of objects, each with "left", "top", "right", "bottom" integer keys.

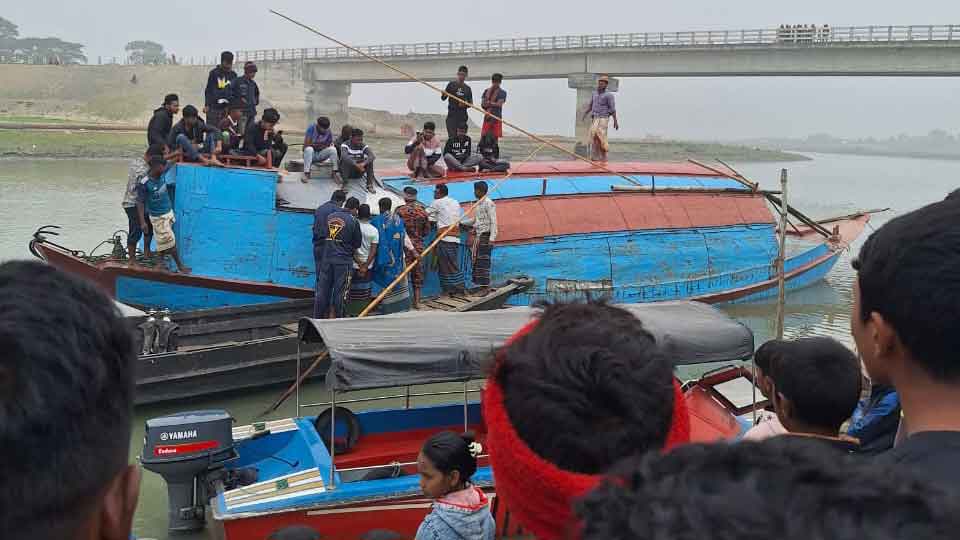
[
  {"left": 482, "top": 301, "right": 690, "bottom": 540},
  {"left": 576, "top": 437, "right": 960, "bottom": 540},
  {"left": 0, "top": 261, "right": 141, "bottom": 540},
  {"left": 405, "top": 121, "right": 445, "bottom": 179},
  {"left": 852, "top": 197, "right": 960, "bottom": 492},
  {"left": 168, "top": 105, "right": 225, "bottom": 168},
  {"left": 242, "top": 108, "right": 288, "bottom": 168},
  {"left": 339, "top": 128, "right": 377, "bottom": 193}
]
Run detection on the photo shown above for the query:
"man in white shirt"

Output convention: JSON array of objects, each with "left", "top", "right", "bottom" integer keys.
[
  {"left": 346, "top": 203, "right": 379, "bottom": 316},
  {"left": 428, "top": 183, "right": 465, "bottom": 295}
]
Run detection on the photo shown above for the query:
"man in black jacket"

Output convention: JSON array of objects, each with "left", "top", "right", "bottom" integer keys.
[
  {"left": 234, "top": 61, "right": 260, "bottom": 131},
  {"left": 147, "top": 93, "right": 179, "bottom": 149},
  {"left": 242, "top": 108, "right": 287, "bottom": 167},
  {"left": 204, "top": 51, "right": 237, "bottom": 129}
]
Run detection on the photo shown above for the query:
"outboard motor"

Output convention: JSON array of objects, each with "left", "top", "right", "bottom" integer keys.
[{"left": 141, "top": 410, "right": 236, "bottom": 533}]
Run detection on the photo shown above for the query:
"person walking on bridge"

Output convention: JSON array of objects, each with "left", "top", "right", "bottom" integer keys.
[
  {"left": 581, "top": 74, "right": 618, "bottom": 162},
  {"left": 442, "top": 65, "right": 473, "bottom": 139}
]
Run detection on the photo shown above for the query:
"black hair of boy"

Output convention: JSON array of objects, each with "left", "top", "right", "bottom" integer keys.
[
  {"left": 852, "top": 199, "right": 960, "bottom": 382},
  {"left": 577, "top": 438, "right": 960, "bottom": 540},
  {"left": 423, "top": 121, "right": 436, "bottom": 131},
  {"left": 0, "top": 261, "right": 139, "bottom": 540},
  {"left": 474, "top": 180, "right": 489, "bottom": 196},
  {"left": 379, "top": 197, "right": 392, "bottom": 214},
  {"left": 262, "top": 108, "right": 280, "bottom": 124},
  {"left": 317, "top": 116, "right": 330, "bottom": 129},
  {"left": 768, "top": 337, "right": 861, "bottom": 434},
  {"left": 164, "top": 93, "right": 179, "bottom": 106},
  {"left": 358, "top": 204, "right": 371, "bottom": 220},
  {"left": 435, "top": 183, "right": 449, "bottom": 197},
  {"left": 182, "top": 104, "right": 198, "bottom": 118},
  {"left": 458, "top": 65, "right": 468, "bottom": 74},
  {"left": 492, "top": 73, "right": 503, "bottom": 83},
  {"left": 220, "top": 50, "right": 234, "bottom": 64},
  {"left": 345, "top": 196, "right": 361, "bottom": 211},
  {"left": 331, "top": 189, "right": 347, "bottom": 204},
  {"left": 495, "top": 301, "right": 674, "bottom": 474}
]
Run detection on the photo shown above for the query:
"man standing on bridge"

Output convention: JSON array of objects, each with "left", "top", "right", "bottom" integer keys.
[
  {"left": 442, "top": 65, "right": 473, "bottom": 139},
  {"left": 581, "top": 74, "right": 618, "bottom": 162}
]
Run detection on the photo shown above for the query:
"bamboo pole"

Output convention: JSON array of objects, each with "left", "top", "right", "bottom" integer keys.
[
  {"left": 775, "top": 169, "right": 789, "bottom": 339},
  {"left": 268, "top": 10, "right": 644, "bottom": 187}
]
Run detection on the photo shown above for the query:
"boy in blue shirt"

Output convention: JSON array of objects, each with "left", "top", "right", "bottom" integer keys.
[{"left": 137, "top": 156, "right": 191, "bottom": 273}]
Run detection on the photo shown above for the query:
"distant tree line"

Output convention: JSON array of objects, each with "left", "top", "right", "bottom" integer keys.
[{"left": 0, "top": 16, "right": 86, "bottom": 64}]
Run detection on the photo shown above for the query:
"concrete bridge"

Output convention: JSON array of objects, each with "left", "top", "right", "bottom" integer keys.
[{"left": 237, "top": 24, "right": 960, "bottom": 138}]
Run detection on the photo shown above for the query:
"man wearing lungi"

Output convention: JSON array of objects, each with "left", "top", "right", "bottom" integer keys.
[
  {"left": 581, "top": 74, "right": 619, "bottom": 162},
  {"left": 396, "top": 186, "right": 431, "bottom": 308},
  {"left": 428, "top": 183, "right": 466, "bottom": 295},
  {"left": 462, "top": 181, "right": 497, "bottom": 296}
]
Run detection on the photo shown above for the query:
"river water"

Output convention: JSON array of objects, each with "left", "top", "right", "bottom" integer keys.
[{"left": 1, "top": 152, "right": 958, "bottom": 539}]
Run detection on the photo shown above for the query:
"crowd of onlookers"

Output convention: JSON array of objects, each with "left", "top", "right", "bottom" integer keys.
[{"left": 4, "top": 190, "right": 960, "bottom": 540}]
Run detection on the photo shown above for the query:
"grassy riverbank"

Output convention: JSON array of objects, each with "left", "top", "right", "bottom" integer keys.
[{"left": 0, "top": 127, "right": 809, "bottom": 162}]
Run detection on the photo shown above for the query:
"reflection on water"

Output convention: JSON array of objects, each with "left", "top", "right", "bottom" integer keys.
[{"left": 3, "top": 152, "right": 960, "bottom": 539}]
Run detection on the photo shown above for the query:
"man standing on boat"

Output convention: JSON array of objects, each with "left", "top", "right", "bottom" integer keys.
[
  {"left": 312, "top": 190, "right": 348, "bottom": 317},
  {"left": 581, "top": 75, "right": 618, "bottom": 162},
  {"left": 396, "top": 186, "right": 430, "bottom": 309},
  {"left": 428, "top": 183, "right": 465, "bottom": 295},
  {"left": 234, "top": 61, "right": 260, "bottom": 131},
  {"left": 316, "top": 197, "right": 362, "bottom": 318},
  {"left": 442, "top": 65, "right": 473, "bottom": 139},
  {"left": 204, "top": 51, "right": 237, "bottom": 129},
  {"left": 480, "top": 74, "right": 507, "bottom": 141},
  {"left": 461, "top": 181, "right": 497, "bottom": 296},
  {"left": 372, "top": 197, "right": 413, "bottom": 314},
  {"left": 137, "top": 155, "right": 191, "bottom": 273}
]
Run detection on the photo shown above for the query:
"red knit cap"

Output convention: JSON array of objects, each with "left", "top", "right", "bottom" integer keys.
[{"left": 483, "top": 320, "right": 690, "bottom": 540}]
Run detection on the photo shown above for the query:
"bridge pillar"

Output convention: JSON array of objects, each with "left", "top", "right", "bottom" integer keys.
[
  {"left": 568, "top": 74, "right": 619, "bottom": 156},
  {"left": 305, "top": 80, "right": 352, "bottom": 128}
]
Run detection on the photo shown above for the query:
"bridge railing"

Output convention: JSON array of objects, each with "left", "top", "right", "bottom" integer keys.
[{"left": 237, "top": 24, "right": 960, "bottom": 63}]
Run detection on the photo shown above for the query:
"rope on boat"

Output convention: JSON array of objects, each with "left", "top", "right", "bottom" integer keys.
[{"left": 268, "top": 10, "right": 644, "bottom": 187}]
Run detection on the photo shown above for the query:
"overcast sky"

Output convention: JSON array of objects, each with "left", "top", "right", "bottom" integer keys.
[{"left": 5, "top": 1, "right": 960, "bottom": 139}]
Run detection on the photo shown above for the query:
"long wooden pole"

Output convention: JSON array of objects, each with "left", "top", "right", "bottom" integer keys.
[
  {"left": 775, "top": 169, "right": 789, "bottom": 339},
  {"left": 268, "top": 10, "right": 644, "bottom": 187}
]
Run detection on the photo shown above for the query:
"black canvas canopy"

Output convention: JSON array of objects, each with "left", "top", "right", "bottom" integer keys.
[{"left": 299, "top": 301, "right": 754, "bottom": 392}]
